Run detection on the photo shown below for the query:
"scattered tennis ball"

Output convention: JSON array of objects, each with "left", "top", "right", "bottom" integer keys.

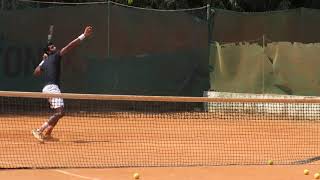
[
  {"left": 127, "top": 0, "right": 133, "bottom": 5},
  {"left": 267, "top": 160, "right": 273, "bottom": 165},
  {"left": 314, "top": 173, "right": 320, "bottom": 179},
  {"left": 133, "top": 172, "right": 140, "bottom": 179},
  {"left": 304, "top": 169, "right": 309, "bottom": 175}
]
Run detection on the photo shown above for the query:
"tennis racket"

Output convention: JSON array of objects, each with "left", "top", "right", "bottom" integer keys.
[{"left": 47, "top": 25, "right": 54, "bottom": 43}]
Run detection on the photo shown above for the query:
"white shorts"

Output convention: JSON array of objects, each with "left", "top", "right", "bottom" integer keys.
[{"left": 42, "top": 84, "right": 64, "bottom": 109}]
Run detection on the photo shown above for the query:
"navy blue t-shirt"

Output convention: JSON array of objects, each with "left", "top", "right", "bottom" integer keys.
[{"left": 40, "top": 51, "right": 62, "bottom": 87}]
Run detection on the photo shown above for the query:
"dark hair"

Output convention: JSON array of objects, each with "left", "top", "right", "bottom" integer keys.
[{"left": 43, "top": 42, "right": 53, "bottom": 54}]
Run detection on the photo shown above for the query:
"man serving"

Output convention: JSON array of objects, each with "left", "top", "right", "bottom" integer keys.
[{"left": 32, "top": 26, "right": 93, "bottom": 142}]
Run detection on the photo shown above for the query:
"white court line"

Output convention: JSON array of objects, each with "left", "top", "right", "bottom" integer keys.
[
  {"left": 53, "top": 169, "right": 100, "bottom": 180},
  {"left": 1, "top": 161, "right": 99, "bottom": 180}
]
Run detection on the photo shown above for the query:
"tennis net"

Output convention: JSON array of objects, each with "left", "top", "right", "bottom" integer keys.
[{"left": 1, "top": 91, "right": 320, "bottom": 168}]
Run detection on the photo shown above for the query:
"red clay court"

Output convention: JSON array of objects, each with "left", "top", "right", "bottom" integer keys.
[
  {"left": 1, "top": 165, "right": 320, "bottom": 180},
  {"left": 1, "top": 92, "right": 320, "bottom": 179}
]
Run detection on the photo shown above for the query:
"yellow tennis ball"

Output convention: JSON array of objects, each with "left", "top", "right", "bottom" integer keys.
[
  {"left": 304, "top": 169, "right": 309, "bottom": 175},
  {"left": 127, "top": 0, "right": 133, "bottom": 5},
  {"left": 314, "top": 173, "right": 320, "bottom": 179},
  {"left": 267, "top": 160, "right": 273, "bottom": 165},
  {"left": 133, "top": 173, "right": 140, "bottom": 179}
]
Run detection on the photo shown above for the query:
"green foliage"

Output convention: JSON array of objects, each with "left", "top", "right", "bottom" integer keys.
[
  {"left": 211, "top": 0, "right": 320, "bottom": 12},
  {"left": 1, "top": 0, "right": 320, "bottom": 11}
]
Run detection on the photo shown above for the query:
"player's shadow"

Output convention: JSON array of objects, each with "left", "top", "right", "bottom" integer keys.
[
  {"left": 71, "top": 140, "right": 111, "bottom": 144},
  {"left": 44, "top": 137, "right": 60, "bottom": 142},
  {"left": 293, "top": 156, "right": 320, "bottom": 164}
]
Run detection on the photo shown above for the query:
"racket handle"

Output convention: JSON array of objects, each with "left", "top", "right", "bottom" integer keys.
[{"left": 48, "top": 35, "right": 52, "bottom": 43}]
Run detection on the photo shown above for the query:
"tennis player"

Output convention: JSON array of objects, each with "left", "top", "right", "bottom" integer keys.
[{"left": 32, "top": 26, "right": 93, "bottom": 142}]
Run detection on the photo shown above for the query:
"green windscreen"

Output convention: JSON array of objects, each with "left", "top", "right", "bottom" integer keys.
[{"left": 0, "top": 2, "right": 209, "bottom": 96}]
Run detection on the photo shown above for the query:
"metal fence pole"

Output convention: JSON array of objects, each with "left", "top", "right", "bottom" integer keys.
[
  {"left": 1, "top": 0, "right": 5, "bottom": 10},
  {"left": 207, "top": 3, "right": 210, "bottom": 21},
  {"left": 107, "top": 0, "right": 110, "bottom": 57},
  {"left": 262, "top": 34, "right": 265, "bottom": 94},
  {"left": 12, "top": 0, "right": 16, "bottom": 10},
  {"left": 207, "top": 3, "right": 212, "bottom": 44}
]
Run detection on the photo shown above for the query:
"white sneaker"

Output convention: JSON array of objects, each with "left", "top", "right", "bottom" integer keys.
[{"left": 32, "top": 129, "right": 44, "bottom": 142}]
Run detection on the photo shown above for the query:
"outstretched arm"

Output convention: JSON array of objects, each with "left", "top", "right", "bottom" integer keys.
[
  {"left": 59, "top": 26, "right": 93, "bottom": 57},
  {"left": 33, "top": 53, "right": 48, "bottom": 77}
]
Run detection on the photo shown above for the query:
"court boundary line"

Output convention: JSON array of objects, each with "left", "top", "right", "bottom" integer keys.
[{"left": 53, "top": 169, "right": 100, "bottom": 180}]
